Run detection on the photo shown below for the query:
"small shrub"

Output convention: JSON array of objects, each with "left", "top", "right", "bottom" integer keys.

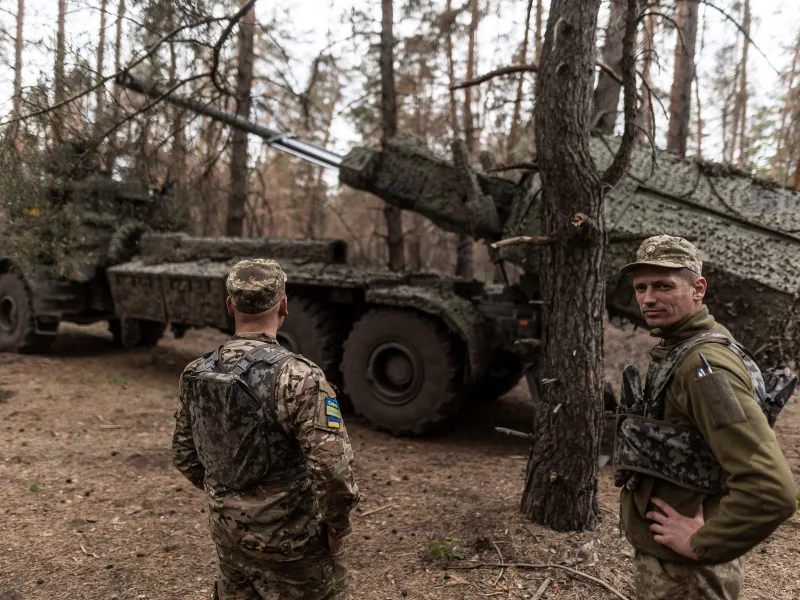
[{"left": 427, "top": 536, "right": 464, "bottom": 560}]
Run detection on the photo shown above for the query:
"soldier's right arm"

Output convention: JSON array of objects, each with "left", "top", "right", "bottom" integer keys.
[
  {"left": 673, "top": 345, "right": 798, "bottom": 563},
  {"left": 277, "top": 359, "right": 360, "bottom": 539},
  {"left": 171, "top": 359, "right": 205, "bottom": 490}
]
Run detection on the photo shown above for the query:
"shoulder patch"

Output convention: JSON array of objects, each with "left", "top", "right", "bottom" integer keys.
[
  {"left": 314, "top": 380, "right": 344, "bottom": 434},
  {"left": 694, "top": 370, "right": 748, "bottom": 429}
]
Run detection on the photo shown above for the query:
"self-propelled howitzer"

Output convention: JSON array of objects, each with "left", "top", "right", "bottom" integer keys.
[{"left": 117, "top": 73, "right": 800, "bottom": 369}]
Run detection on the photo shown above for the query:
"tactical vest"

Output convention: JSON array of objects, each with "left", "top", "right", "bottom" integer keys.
[
  {"left": 187, "top": 343, "right": 308, "bottom": 490},
  {"left": 614, "top": 332, "right": 797, "bottom": 495}
]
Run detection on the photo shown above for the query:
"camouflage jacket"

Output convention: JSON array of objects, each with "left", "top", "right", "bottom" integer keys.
[
  {"left": 619, "top": 307, "right": 797, "bottom": 565},
  {"left": 172, "top": 332, "right": 360, "bottom": 558}
]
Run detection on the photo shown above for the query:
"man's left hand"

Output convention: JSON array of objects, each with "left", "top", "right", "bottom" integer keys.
[{"left": 646, "top": 497, "right": 704, "bottom": 560}]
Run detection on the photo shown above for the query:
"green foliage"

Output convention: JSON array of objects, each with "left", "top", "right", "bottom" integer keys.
[
  {"left": 426, "top": 536, "right": 464, "bottom": 560},
  {"left": 28, "top": 482, "right": 41, "bottom": 493}
]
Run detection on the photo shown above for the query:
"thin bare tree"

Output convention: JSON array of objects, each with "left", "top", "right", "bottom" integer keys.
[
  {"left": 666, "top": 0, "right": 699, "bottom": 156},
  {"left": 226, "top": 0, "right": 256, "bottom": 237},
  {"left": 380, "top": 0, "right": 406, "bottom": 271}
]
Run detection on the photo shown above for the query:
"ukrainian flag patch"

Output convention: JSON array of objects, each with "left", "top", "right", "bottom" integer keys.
[{"left": 325, "top": 397, "right": 342, "bottom": 429}]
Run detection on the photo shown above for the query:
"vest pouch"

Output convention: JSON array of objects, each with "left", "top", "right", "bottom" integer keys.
[
  {"left": 188, "top": 371, "right": 272, "bottom": 490},
  {"left": 615, "top": 415, "right": 729, "bottom": 495},
  {"left": 762, "top": 366, "right": 798, "bottom": 427}
]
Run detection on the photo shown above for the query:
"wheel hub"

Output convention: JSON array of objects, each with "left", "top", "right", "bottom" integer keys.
[
  {"left": 366, "top": 341, "right": 424, "bottom": 406},
  {"left": 0, "top": 295, "right": 18, "bottom": 335}
]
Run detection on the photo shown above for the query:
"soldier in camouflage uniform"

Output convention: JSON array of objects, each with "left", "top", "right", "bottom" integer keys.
[
  {"left": 172, "top": 258, "right": 360, "bottom": 599},
  {"left": 614, "top": 235, "right": 798, "bottom": 600}
]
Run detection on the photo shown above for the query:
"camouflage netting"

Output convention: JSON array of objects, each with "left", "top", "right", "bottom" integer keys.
[{"left": 0, "top": 135, "right": 188, "bottom": 281}]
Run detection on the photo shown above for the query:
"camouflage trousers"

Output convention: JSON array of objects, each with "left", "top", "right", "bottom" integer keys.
[
  {"left": 213, "top": 542, "right": 349, "bottom": 600},
  {"left": 634, "top": 551, "right": 744, "bottom": 600}
]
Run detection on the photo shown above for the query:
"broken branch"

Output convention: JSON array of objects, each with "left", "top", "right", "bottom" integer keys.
[{"left": 490, "top": 236, "right": 552, "bottom": 249}]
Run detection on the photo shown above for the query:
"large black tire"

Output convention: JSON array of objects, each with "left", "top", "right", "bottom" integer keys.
[
  {"left": 469, "top": 351, "right": 525, "bottom": 402},
  {"left": 0, "top": 272, "right": 57, "bottom": 353},
  {"left": 276, "top": 297, "right": 347, "bottom": 384},
  {"left": 109, "top": 318, "right": 166, "bottom": 348},
  {"left": 341, "top": 309, "right": 464, "bottom": 435}
]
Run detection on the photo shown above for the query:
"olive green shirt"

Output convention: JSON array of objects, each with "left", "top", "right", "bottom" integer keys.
[{"left": 620, "top": 307, "right": 798, "bottom": 564}]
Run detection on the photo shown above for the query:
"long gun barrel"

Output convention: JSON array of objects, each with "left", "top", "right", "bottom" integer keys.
[
  {"left": 114, "top": 73, "right": 520, "bottom": 241},
  {"left": 116, "top": 73, "right": 343, "bottom": 171}
]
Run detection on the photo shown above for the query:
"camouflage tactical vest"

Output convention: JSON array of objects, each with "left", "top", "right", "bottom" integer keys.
[
  {"left": 614, "top": 332, "right": 797, "bottom": 494},
  {"left": 188, "top": 344, "right": 308, "bottom": 490}
]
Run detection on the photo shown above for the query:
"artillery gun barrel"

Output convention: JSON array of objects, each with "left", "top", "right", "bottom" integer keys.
[{"left": 115, "top": 73, "right": 344, "bottom": 171}]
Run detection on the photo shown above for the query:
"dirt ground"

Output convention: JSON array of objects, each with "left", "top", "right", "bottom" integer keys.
[{"left": 1, "top": 322, "right": 798, "bottom": 600}]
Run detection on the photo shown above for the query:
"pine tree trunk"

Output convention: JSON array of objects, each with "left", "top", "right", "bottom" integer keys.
[
  {"left": 522, "top": 0, "right": 606, "bottom": 531},
  {"left": 772, "top": 38, "right": 800, "bottom": 177},
  {"left": 666, "top": 0, "right": 699, "bottom": 156},
  {"left": 457, "top": 0, "right": 480, "bottom": 279},
  {"left": 167, "top": 0, "right": 185, "bottom": 174},
  {"left": 95, "top": 0, "right": 107, "bottom": 129},
  {"left": 508, "top": 0, "right": 534, "bottom": 158},
  {"left": 105, "top": 0, "right": 125, "bottom": 174},
  {"left": 53, "top": 0, "right": 67, "bottom": 142},
  {"left": 535, "top": 0, "right": 543, "bottom": 61},
  {"left": 636, "top": 8, "right": 656, "bottom": 143},
  {"left": 307, "top": 82, "right": 340, "bottom": 239},
  {"left": 728, "top": 60, "right": 741, "bottom": 165},
  {"left": 445, "top": 0, "right": 460, "bottom": 137},
  {"left": 225, "top": 0, "right": 256, "bottom": 237},
  {"left": 11, "top": 0, "right": 24, "bottom": 143},
  {"left": 794, "top": 156, "right": 800, "bottom": 190},
  {"left": 695, "top": 78, "right": 703, "bottom": 159},
  {"left": 736, "top": 0, "right": 750, "bottom": 169},
  {"left": 380, "top": 0, "right": 405, "bottom": 271},
  {"left": 592, "top": 0, "right": 626, "bottom": 134}
]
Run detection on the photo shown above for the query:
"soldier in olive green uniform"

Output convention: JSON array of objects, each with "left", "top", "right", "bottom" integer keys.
[
  {"left": 614, "top": 236, "right": 798, "bottom": 600},
  {"left": 172, "top": 259, "right": 360, "bottom": 599}
]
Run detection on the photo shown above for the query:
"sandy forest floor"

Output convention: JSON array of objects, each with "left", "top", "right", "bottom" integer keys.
[{"left": 1, "top": 322, "right": 798, "bottom": 600}]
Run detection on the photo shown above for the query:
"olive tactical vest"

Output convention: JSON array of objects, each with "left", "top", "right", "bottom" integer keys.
[
  {"left": 187, "top": 344, "right": 308, "bottom": 490},
  {"left": 614, "top": 332, "right": 797, "bottom": 494}
]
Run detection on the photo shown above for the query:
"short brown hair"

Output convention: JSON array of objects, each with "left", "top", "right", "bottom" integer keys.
[{"left": 678, "top": 267, "right": 700, "bottom": 286}]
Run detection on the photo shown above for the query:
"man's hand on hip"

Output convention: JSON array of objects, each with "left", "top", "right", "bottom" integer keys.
[{"left": 646, "top": 497, "right": 703, "bottom": 560}]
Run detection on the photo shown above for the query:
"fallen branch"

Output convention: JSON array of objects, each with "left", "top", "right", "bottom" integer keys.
[
  {"left": 491, "top": 541, "right": 505, "bottom": 586},
  {"left": 532, "top": 577, "right": 551, "bottom": 600},
  {"left": 359, "top": 503, "right": 396, "bottom": 517},
  {"left": 448, "top": 563, "right": 630, "bottom": 600},
  {"left": 490, "top": 236, "right": 552, "bottom": 249}
]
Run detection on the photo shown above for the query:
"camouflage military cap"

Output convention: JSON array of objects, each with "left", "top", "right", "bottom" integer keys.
[
  {"left": 621, "top": 235, "right": 702, "bottom": 276},
  {"left": 226, "top": 259, "right": 287, "bottom": 314}
]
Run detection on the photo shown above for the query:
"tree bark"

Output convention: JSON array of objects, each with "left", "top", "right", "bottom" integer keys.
[
  {"left": 772, "top": 37, "right": 800, "bottom": 177},
  {"left": 95, "top": 0, "right": 107, "bottom": 130},
  {"left": 736, "top": 0, "right": 750, "bottom": 169},
  {"left": 508, "top": 0, "right": 534, "bottom": 158},
  {"left": 592, "top": 0, "right": 626, "bottom": 134},
  {"left": 695, "top": 77, "right": 703, "bottom": 159},
  {"left": 794, "top": 156, "right": 800, "bottom": 191},
  {"left": 636, "top": 7, "right": 657, "bottom": 143},
  {"left": 380, "top": 0, "right": 405, "bottom": 271},
  {"left": 167, "top": 0, "right": 185, "bottom": 174},
  {"left": 457, "top": 0, "right": 480, "bottom": 280},
  {"left": 445, "top": 0, "right": 460, "bottom": 137},
  {"left": 666, "top": 0, "right": 699, "bottom": 156},
  {"left": 105, "top": 0, "right": 125, "bottom": 174},
  {"left": 53, "top": 0, "right": 67, "bottom": 142},
  {"left": 535, "top": 0, "right": 543, "bottom": 61},
  {"left": 11, "top": 0, "right": 24, "bottom": 143},
  {"left": 225, "top": 0, "right": 256, "bottom": 237},
  {"left": 522, "top": 0, "right": 607, "bottom": 531}
]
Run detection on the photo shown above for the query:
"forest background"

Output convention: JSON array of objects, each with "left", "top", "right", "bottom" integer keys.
[{"left": 0, "top": 0, "right": 799, "bottom": 278}]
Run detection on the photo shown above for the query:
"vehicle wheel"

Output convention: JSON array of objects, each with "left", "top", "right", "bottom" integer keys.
[
  {"left": 469, "top": 351, "right": 525, "bottom": 402},
  {"left": 342, "top": 309, "right": 464, "bottom": 435},
  {"left": 276, "top": 297, "right": 347, "bottom": 384},
  {"left": 109, "top": 318, "right": 166, "bottom": 348},
  {"left": 0, "top": 272, "right": 57, "bottom": 353}
]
